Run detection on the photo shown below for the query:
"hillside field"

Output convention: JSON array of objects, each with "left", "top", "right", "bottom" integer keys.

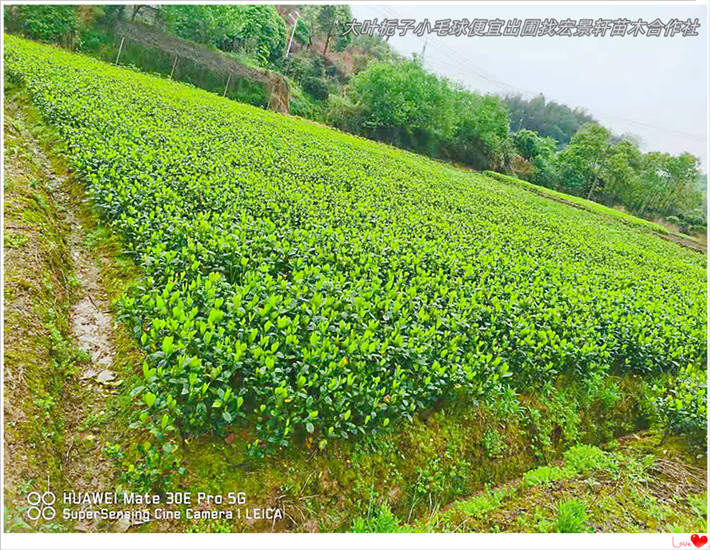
[{"left": 2, "top": 35, "right": 707, "bottom": 533}]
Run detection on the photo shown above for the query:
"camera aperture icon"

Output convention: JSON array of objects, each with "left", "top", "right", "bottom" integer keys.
[{"left": 26, "top": 491, "right": 56, "bottom": 521}]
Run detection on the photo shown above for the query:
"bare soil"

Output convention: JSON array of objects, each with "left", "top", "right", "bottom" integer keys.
[{"left": 4, "top": 90, "right": 122, "bottom": 532}]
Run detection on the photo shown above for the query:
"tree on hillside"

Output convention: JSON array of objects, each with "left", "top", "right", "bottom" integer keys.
[
  {"left": 512, "top": 129, "right": 557, "bottom": 186},
  {"left": 348, "top": 34, "right": 401, "bottom": 71},
  {"left": 634, "top": 152, "right": 702, "bottom": 217},
  {"left": 158, "top": 5, "right": 223, "bottom": 45},
  {"left": 295, "top": 5, "right": 352, "bottom": 55},
  {"left": 514, "top": 129, "right": 556, "bottom": 162},
  {"left": 348, "top": 59, "right": 455, "bottom": 153},
  {"left": 504, "top": 94, "right": 596, "bottom": 148},
  {"left": 6, "top": 4, "right": 78, "bottom": 46},
  {"left": 290, "top": 15, "right": 310, "bottom": 48},
  {"left": 599, "top": 139, "right": 643, "bottom": 206},
  {"left": 315, "top": 5, "right": 352, "bottom": 55},
  {"left": 550, "top": 124, "right": 703, "bottom": 221},
  {"left": 228, "top": 5, "right": 287, "bottom": 62},
  {"left": 332, "top": 59, "right": 511, "bottom": 170},
  {"left": 553, "top": 123, "right": 612, "bottom": 198},
  {"left": 444, "top": 88, "right": 512, "bottom": 170},
  {"left": 130, "top": 5, "right": 146, "bottom": 22},
  {"left": 158, "top": 5, "right": 286, "bottom": 63}
]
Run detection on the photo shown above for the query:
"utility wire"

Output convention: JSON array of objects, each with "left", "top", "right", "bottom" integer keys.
[{"left": 369, "top": 4, "right": 707, "bottom": 145}]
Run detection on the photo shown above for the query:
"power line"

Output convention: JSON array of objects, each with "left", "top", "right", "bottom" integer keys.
[
  {"left": 369, "top": 5, "right": 707, "bottom": 145},
  {"left": 592, "top": 112, "right": 707, "bottom": 142},
  {"left": 375, "top": 5, "right": 537, "bottom": 96}
]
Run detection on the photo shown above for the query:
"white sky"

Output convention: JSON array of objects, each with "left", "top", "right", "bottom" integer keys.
[{"left": 349, "top": 3, "right": 708, "bottom": 168}]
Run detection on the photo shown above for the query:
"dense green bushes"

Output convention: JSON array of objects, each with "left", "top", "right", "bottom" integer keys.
[
  {"left": 158, "top": 5, "right": 286, "bottom": 63},
  {"left": 3, "top": 4, "right": 79, "bottom": 46},
  {"left": 5, "top": 6, "right": 704, "bottom": 231},
  {"left": 4, "top": 37, "right": 706, "bottom": 458},
  {"left": 504, "top": 93, "right": 597, "bottom": 148},
  {"left": 328, "top": 59, "right": 511, "bottom": 170},
  {"left": 652, "top": 365, "right": 707, "bottom": 449},
  {"left": 551, "top": 124, "right": 703, "bottom": 215}
]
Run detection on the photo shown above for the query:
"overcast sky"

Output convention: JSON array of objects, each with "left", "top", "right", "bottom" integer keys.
[{"left": 350, "top": 3, "right": 708, "bottom": 168}]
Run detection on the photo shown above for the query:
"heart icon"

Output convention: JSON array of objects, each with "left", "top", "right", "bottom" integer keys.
[{"left": 691, "top": 534, "right": 709, "bottom": 548}]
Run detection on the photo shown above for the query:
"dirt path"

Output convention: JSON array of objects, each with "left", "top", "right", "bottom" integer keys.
[
  {"left": 60, "top": 200, "right": 121, "bottom": 532},
  {"left": 4, "top": 94, "right": 123, "bottom": 532}
]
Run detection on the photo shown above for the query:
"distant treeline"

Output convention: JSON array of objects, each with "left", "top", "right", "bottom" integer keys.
[
  {"left": 504, "top": 94, "right": 597, "bottom": 148},
  {"left": 3, "top": 3, "right": 706, "bottom": 234}
]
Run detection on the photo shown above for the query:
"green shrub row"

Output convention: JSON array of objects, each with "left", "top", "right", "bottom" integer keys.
[{"left": 4, "top": 35, "right": 706, "bottom": 455}]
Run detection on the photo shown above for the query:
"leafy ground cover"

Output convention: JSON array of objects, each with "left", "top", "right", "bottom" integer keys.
[
  {"left": 483, "top": 168, "right": 710, "bottom": 248},
  {"left": 3, "top": 35, "right": 706, "bottom": 500},
  {"left": 348, "top": 434, "right": 708, "bottom": 533},
  {"left": 482, "top": 170, "right": 673, "bottom": 233},
  {"left": 423, "top": 433, "right": 707, "bottom": 533},
  {"left": 483, "top": 170, "right": 707, "bottom": 254},
  {"left": 6, "top": 75, "right": 663, "bottom": 535}
]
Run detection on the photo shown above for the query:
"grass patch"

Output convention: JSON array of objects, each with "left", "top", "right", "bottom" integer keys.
[
  {"left": 3, "top": 84, "right": 78, "bottom": 530},
  {"left": 428, "top": 432, "right": 706, "bottom": 533},
  {"left": 556, "top": 498, "right": 590, "bottom": 533}
]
